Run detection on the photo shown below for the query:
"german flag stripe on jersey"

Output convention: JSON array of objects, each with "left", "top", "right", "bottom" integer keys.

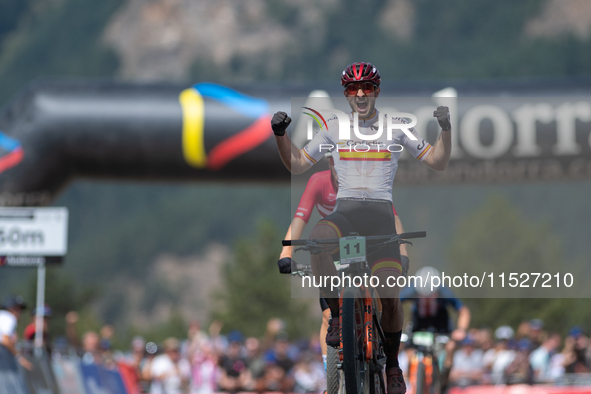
[
  {"left": 416, "top": 144, "right": 432, "bottom": 161},
  {"left": 371, "top": 259, "right": 402, "bottom": 275},
  {"left": 302, "top": 149, "right": 317, "bottom": 164},
  {"left": 339, "top": 151, "right": 391, "bottom": 161},
  {"left": 317, "top": 220, "right": 342, "bottom": 238}
]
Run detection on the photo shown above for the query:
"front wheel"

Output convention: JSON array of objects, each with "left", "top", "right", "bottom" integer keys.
[
  {"left": 342, "top": 286, "right": 370, "bottom": 394},
  {"left": 416, "top": 360, "right": 426, "bottom": 394},
  {"left": 431, "top": 356, "right": 442, "bottom": 394},
  {"left": 327, "top": 346, "right": 340, "bottom": 394}
]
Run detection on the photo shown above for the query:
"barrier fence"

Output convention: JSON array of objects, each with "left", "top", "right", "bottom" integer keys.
[
  {"left": 0, "top": 346, "right": 135, "bottom": 394},
  {"left": 4, "top": 344, "right": 591, "bottom": 394}
]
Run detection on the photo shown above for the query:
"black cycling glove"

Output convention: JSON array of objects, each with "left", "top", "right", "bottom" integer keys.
[
  {"left": 433, "top": 106, "right": 451, "bottom": 131},
  {"left": 271, "top": 111, "right": 292, "bottom": 136},
  {"left": 277, "top": 257, "right": 292, "bottom": 274},
  {"left": 401, "top": 255, "right": 410, "bottom": 278}
]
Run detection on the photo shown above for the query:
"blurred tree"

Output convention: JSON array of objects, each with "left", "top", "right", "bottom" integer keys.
[
  {"left": 213, "top": 220, "right": 314, "bottom": 338},
  {"left": 0, "top": 0, "right": 34, "bottom": 46},
  {"left": 0, "top": 0, "right": 122, "bottom": 105},
  {"left": 448, "top": 194, "right": 591, "bottom": 334},
  {"left": 449, "top": 194, "right": 560, "bottom": 281},
  {"left": 23, "top": 267, "right": 99, "bottom": 340}
]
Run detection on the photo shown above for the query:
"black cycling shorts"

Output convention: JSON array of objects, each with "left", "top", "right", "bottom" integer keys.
[{"left": 315, "top": 198, "right": 402, "bottom": 275}]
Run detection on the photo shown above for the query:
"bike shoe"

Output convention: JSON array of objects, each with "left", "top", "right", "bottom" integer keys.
[
  {"left": 386, "top": 367, "right": 406, "bottom": 394},
  {"left": 326, "top": 318, "right": 340, "bottom": 348}
]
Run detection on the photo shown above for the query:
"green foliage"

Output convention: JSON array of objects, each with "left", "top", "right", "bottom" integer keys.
[
  {"left": 462, "top": 297, "right": 591, "bottom": 337},
  {"left": 21, "top": 267, "right": 99, "bottom": 340},
  {"left": 117, "top": 311, "right": 188, "bottom": 349},
  {"left": 191, "top": 0, "right": 591, "bottom": 83},
  {"left": 0, "top": 0, "right": 122, "bottom": 105},
  {"left": 58, "top": 183, "right": 291, "bottom": 284},
  {"left": 447, "top": 194, "right": 591, "bottom": 334},
  {"left": 212, "top": 221, "right": 313, "bottom": 339},
  {"left": 0, "top": 0, "right": 34, "bottom": 46},
  {"left": 448, "top": 194, "right": 560, "bottom": 279}
]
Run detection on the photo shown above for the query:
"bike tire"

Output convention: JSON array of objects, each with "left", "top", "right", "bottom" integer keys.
[
  {"left": 327, "top": 346, "right": 340, "bottom": 394},
  {"left": 370, "top": 367, "right": 386, "bottom": 394},
  {"left": 431, "top": 357, "right": 441, "bottom": 394},
  {"left": 416, "top": 360, "right": 426, "bottom": 394},
  {"left": 342, "top": 285, "right": 370, "bottom": 394}
]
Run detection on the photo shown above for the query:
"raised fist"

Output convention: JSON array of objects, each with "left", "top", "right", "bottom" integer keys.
[
  {"left": 271, "top": 111, "right": 292, "bottom": 136},
  {"left": 433, "top": 106, "right": 451, "bottom": 131}
]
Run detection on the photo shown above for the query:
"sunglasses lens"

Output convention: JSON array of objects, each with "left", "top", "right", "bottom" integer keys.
[{"left": 345, "top": 83, "right": 375, "bottom": 96}]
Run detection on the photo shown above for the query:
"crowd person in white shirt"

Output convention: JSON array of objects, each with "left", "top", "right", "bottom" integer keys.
[
  {"left": 0, "top": 295, "right": 31, "bottom": 394},
  {"left": 483, "top": 326, "right": 517, "bottom": 384},
  {"left": 449, "top": 335, "right": 484, "bottom": 387},
  {"left": 530, "top": 333, "right": 561, "bottom": 382},
  {"left": 0, "top": 295, "right": 32, "bottom": 370},
  {"left": 148, "top": 337, "right": 191, "bottom": 394}
]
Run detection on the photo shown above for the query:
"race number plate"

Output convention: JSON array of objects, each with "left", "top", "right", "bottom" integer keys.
[
  {"left": 412, "top": 332, "right": 434, "bottom": 347},
  {"left": 339, "top": 236, "right": 366, "bottom": 265}
]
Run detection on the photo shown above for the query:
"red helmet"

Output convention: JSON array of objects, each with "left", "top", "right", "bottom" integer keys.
[{"left": 341, "top": 62, "right": 381, "bottom": 87}]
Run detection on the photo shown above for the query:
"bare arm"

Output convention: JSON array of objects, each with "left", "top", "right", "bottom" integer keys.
[
  {"left": 275, "top": 134, "right": 312, "bottom": 174},
  {"left": 1, "top": 334, "right": 17, "bottom": 355},
  {"left": 421, "top": 128, "right": 451, "bottom": 171},
  {"left": 457, "top": 305, "right": 471, "bottom": 331},
  {"left": 280, "top": 217, "right": 307, "bottom": 259},
  {"left": 422, "top": 106, "right": 452, "bottom": 171},
  {"left": 394, "top": 215, "right": 408, "bottom": 257},
  {"left": 451, "top": 305, "right": 471, "bottom": 342}
]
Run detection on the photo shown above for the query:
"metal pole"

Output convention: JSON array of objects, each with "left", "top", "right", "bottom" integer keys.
[{"left": 34, "top": 259, "right": 46, "bottom": 357}]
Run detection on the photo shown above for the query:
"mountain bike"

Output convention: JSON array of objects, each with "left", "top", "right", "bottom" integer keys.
[
  {"left": 284, "top": 231, "right": 426, "bottom": 394},
  {"left": 404, "top": 331, "right": 449, "bottom": 394}
]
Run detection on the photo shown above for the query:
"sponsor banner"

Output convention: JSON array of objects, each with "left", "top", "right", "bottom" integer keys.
[
  {"left": 117, "top": 362, "right": 141, "bottom": 394},
  {"left": 291, "top": 96, "right": 591, "bottom": 184},
  {"left": 449, "top": 385, "right": 591, "bottom": 394},
  {"left": 0, "top": 345, "right": 28, "bottom": 394},
  {"left": 20, "top": 353, "right": 60, "bottom": 394},
  {"left": 0, "top": 255, "right": 63, "bottom": 267},
  {"left": 80, "top": 363, "right": 128, "bottom": 394},
  {"left": 52, "top": 358, "right": 86, "bottom": 394}
]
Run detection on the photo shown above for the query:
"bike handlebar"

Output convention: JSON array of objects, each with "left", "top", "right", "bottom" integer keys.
[{"left": 282, "top": 231, "right": 426, "bottom": 246}]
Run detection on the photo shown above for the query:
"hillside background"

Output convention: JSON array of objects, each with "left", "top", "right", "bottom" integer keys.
[{"left": 1, "top": 0, "right": 591, "bottom": 342}]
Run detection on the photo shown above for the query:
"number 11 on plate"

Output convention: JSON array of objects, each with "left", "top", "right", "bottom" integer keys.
[{"left": 339, "top": 236, "right": 366, "bottom": 265}]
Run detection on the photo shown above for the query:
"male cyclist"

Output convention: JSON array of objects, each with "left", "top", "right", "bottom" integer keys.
[
  {"left": 277, "top": 151, "right": 409, "bottom": 374},
  {"left": 272, "top": 62, "right": 452, "bottom": 394},
  {"left": 400, "top": 267, "right": 471, "bottom": 388}
]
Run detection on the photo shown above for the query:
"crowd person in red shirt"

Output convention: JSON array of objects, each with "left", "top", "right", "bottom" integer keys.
[{"left": 23, "top": 305, "right": 52, "bottom": 354}]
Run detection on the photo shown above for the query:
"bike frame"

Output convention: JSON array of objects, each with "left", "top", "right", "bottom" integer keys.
[
  {"left": 284, "top": 231, "right": 426, "bottom": 394},
  {"left": 337, "top": 266, "right": 379, "bottom": 363}
]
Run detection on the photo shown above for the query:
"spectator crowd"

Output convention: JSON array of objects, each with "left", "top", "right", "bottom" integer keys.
[
  {"left": 3, "top": 294, "right": 591, "bottom": 393},
  {"left": 399, "top": 319, "right": 591, "bottom": 388}
]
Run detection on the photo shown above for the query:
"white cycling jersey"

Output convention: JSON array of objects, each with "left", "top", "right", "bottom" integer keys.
[{"left": 302, "top": 110, "right": 432, "bottom": 201}]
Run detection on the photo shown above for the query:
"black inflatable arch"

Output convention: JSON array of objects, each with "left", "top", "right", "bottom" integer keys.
[{"left": 1, "top": 78, "right": 591, "bottom": 206}]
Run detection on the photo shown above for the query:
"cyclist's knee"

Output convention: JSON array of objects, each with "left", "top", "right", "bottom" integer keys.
[
  {"left": 379, "top": 294, "right": 402, "bottom": 308},
  {"left": 309, "top": 225, "right": 338, "bottom": 259},
  {"left": 309, "top": 224, "right": 337, "bottom": 241}
]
